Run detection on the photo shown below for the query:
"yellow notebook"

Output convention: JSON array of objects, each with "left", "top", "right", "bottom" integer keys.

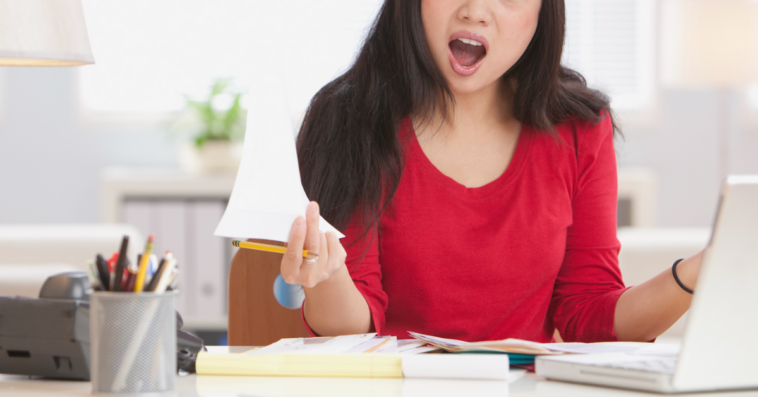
[{"left": 196, "top": 351, "right": 404, "bottom": 378}]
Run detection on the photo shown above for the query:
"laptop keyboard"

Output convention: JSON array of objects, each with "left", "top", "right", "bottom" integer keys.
[{"left": 600, "top": 358, "right": 678, "bottom": 374}]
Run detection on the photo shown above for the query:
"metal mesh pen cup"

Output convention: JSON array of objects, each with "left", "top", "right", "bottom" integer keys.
[{"left": 90, "top": 291, "right": 177, "bottom": 396}]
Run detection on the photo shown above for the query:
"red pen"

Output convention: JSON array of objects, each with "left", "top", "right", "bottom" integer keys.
[{"left": 107, "top": 252, "right": 119, "bottom": 272}]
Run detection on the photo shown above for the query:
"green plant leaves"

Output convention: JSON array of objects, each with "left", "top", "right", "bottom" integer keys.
[{"left": 172, "top": 78, "right": 247, "bottom": 148}]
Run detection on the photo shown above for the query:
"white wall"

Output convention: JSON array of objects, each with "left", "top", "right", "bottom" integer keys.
[
  {"left": 0, "top": 67, "right": 179, "bottom": 223},
  {"left": 618, "top": 90, "right": 758, "bottom": 227},
  {"left": 1, "top": 67, "right": 757, "bottom": 227}
]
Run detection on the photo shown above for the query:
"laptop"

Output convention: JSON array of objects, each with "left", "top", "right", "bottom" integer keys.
[{"left": 536, "top": 175, "right": 758, "bottom": 394}]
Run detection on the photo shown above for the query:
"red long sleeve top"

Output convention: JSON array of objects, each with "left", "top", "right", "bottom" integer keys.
[{"left": 304, "top": 113, "right": 627, "bottom": 343}]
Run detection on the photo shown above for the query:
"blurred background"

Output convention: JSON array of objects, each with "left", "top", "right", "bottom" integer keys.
[{"left": 1, "top": 0, "right": 757, "bottom": 344}]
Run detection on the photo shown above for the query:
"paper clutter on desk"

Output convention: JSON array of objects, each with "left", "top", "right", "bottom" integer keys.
[{"left": 194, "top": 333, "right": 516, "bottom": 381}]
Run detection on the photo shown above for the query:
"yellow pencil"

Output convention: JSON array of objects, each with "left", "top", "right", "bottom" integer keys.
[
  {"left": 232, "top": 240, "right": 316, "bottom": 259},
  {"left": 133, "top": 234, "right": 155, "bottom": 292}
]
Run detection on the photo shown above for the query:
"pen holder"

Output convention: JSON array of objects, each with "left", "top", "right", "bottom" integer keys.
[{"left": 90, "top": 291, "right": 177, "bottom": 396}]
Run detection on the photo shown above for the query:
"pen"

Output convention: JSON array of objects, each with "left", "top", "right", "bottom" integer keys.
[
  {"left": 95, "top": 254, "right": 110, "bottom": 291},
  {"left": 112, "top": 236, "right": 129, "bottom": 292},
  {"left": 147, "top": 254, "right": 158, "bottom": 279},
  {"left": 159, "top": 268, "right": 179, "bottom": 293},
  {"left": 107, "top": 252, "right": 118, "bottom": 272},
  {"left": 166, "top": 268, "right": 179, "bottom": 291},
  {"left": 87, "top": 260, "right": 103, "bottom": 290},
  {"left": 154, "top": 257, "right": 178, "bottom": 293},
  {"left": 232, "top": 240, "right": 317, "bottom": 260},
  {"left": 133, "top": 234, "right": 155, "bottom": 292},
  {"left": 144, "top": 254, "right": 168, "bottom": 292}
]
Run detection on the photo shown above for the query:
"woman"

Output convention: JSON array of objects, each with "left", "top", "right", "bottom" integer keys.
[{"left": 279, "top": 0, "right": 703, "bottom": 343}]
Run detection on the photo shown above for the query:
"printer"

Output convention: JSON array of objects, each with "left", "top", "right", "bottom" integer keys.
[{"left": 0, "top": 272, "right": 203, "bottom": 380}]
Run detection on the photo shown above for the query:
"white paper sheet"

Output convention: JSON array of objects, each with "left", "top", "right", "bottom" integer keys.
[
  {"left": 401, "top": 354, "right": 511, "bottom": 381},
  {"left": 345, "top": 336, "right": 398, "bottom": 353},
  {"left": 247, "top": 333, "right": 377, "bottom": 355},
  {"left": 214, "top": 16, "right": 344, "bottom": 242}
]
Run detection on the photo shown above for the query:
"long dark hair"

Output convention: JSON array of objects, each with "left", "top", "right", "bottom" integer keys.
[{"left": 297, "top": 0, "right": 617, "bottom": 242}]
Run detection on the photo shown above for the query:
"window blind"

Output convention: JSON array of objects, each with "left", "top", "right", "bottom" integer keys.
[
  {"left": 79, "top": 0, "right": 652, "bottom": 115},
  {"left": 564, "top": 0, "right": 654, "bottom": 109}
]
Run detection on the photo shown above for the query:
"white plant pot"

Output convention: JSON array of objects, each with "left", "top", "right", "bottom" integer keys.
[{"left": 179, "top": 140, "right": 243, "bottom": 174}]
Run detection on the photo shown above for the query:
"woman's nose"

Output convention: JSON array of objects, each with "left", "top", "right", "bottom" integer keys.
[{"left": 457, "top": 0, "right": 493, "bottom": 26}]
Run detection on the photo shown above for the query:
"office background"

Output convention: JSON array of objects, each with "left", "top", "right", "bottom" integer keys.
[
  {"left": 1, "top": 0, "right": 757, "bottom": 227},
  {"left": 1, "top": 0, "right": 757, "bottom": 342}
]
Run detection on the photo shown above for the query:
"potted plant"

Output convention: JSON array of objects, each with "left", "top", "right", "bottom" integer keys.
[{"left": 172, "top": 78, "right": 247, "bottom": 174}]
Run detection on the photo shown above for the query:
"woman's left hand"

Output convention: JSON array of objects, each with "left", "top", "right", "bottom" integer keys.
[
  {"left": 674, "top": 249, "right": 705, "bottom": 293},
  {"left": 614, "top": 248, "right": 705, "bottom": 341}
]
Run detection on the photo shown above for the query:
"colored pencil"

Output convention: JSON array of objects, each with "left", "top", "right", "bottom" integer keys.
[{"left": 133, "top": 234, "right": 155, "bottom": 292}]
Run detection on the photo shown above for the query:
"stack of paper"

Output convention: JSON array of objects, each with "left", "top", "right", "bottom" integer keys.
[
  {"left": 409, "top": 332, "right": 657, "bottom": 354},
  {"left": 408, "top": 332, "right": 670, "bottom": 365},
  {"left": 195, "top": 334, "right": 512, "bottom": 380}
]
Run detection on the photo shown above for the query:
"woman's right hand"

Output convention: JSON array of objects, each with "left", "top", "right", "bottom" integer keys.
[{"left": 281, "top": 201, "right": 347, "bottom": 288}]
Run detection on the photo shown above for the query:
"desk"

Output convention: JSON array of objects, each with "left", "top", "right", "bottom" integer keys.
[
  {"left": 2, "top": 344, "right": 755, "bottom": 397},
  {"left": 3, "top": 372, "right": 758, "bottom": 397}
]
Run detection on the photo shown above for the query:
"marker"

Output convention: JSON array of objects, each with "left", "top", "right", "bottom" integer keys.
[
  {"left": 112, "top": 236, "right": 129, "bottom": 292},
  {"left": 95, "top": 254, "right": 110, "bottom": 291},
  {"left": 133, "top": 234, "right": 155, "bottom": 292},
  {"left": 123, "top": 261, "right": 138, "bottom": 291},
  {"left": 232, "top": 240, "right": 317, "bottom": 260}
]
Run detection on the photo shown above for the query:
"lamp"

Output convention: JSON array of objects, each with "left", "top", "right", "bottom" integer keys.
[
  {"left": 661, "top": 0, "right": 758, "bottom": 179},
  {"left": 0, "top": 0, "right": 94, "bottom": 66}
]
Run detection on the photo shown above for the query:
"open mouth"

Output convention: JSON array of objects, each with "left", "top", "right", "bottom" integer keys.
[
  {"left": 447, "top": 32, "right": 489, "bottom": 77},
  {"left": 450, "top": 38, "right": 486, "bottom": 68}
]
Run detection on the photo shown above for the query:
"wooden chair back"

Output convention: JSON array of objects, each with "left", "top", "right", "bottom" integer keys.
[{"left": 227, "top": 240, "right": 309, "bottom": 346}]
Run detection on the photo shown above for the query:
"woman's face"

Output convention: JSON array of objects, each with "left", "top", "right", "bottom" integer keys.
[{"left": 421, "top": 0, "right": 542, "bottom": 96}]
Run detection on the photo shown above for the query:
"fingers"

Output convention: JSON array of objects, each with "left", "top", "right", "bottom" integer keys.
[
  {"left": 300, "top": 232, "right": 328, "bottom": 288},
  {"left": 281, "top": 202, "right": 347, "bottom": 289},
  {"left": 305, "top": 202, "right": 321, "bottom": 256},
  {"left": 281, "top": 216, "right": 306, "bottom": 284}
]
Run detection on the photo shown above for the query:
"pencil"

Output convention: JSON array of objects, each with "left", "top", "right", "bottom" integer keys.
[
  {"left": 232, "top": 240, "right": 317, "bottom": 259},
  {"left": 133, "top": 234, "right": 155, "bottom": 292}
]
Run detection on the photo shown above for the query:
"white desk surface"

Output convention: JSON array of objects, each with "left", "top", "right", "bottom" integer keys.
[
  {"left": 2, "top": 345, "right": 757, "bottom": 397},
  {"left": 3, "top": 372, "right": 758, "bottom": 396}
]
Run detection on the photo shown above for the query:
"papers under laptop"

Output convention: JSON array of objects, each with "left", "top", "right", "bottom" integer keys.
[{"left": 536, "top": 176, "right": 758, "bottom": 394}]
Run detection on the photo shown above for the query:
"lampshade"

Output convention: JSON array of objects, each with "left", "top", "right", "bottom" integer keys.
[
  {"left": 661, "top": 0, "right": 758, "bottom": 88},
  {"left": 0, "top": 0, "right": 94, "bottom": 66}
]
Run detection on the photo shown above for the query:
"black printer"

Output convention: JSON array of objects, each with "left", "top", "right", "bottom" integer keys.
[{"left": 0, "top": 272, "right": 203, "bottom": 380}]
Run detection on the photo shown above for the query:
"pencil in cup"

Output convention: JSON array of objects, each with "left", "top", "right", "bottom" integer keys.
[
  {"left": 231, "top": 240, "right": 318, "bottom": 260},
  {"left": 134, "top": 234, "right": 155, "bottom": 292}
]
